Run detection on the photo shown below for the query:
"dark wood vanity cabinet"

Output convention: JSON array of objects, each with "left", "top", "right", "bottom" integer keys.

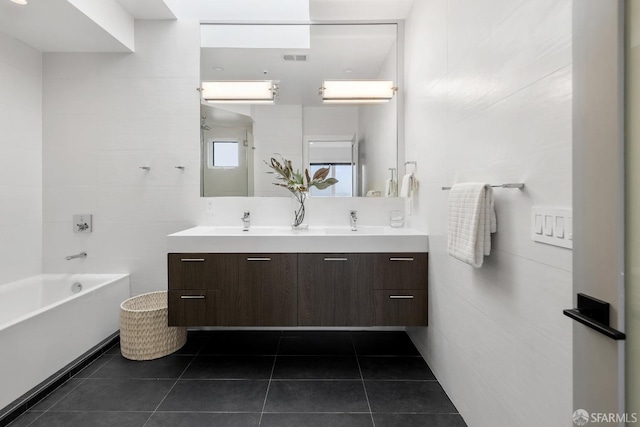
[
  {"left": 298, "top": 253, "right": 374, "bottom": 326},
  {"left": 229, "top": 254, "right": 297, "bottom": 326},
  {"left": 168, "top": 252, "right": 427, "bottom": 327},
  {"left": 167, "top": 253, "right": 236, "bottom": 326},
  {"left": 168, "top": 253, "right": 296, "bottom": 326},
  {"left": 372, "top": 253, "right": 428, "bottom": 326}
]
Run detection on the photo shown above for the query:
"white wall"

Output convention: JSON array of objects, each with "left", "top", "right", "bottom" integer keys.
[
  {"left": 358, "top": 42, "right": 398, "bottom": 195},
  {"left": 252, "top": 105, "right": 303, "bottom": 197},
  {"left": 303, "top": 106, "right": 358, "bottom": 136},
  {"left": 403, "top": 0, "right": 573, "bottom": 426},
  {"left": 0, "top": 32, "right": 42, "bottom": 285},
  {"left": 42, "top": 20, "right": 202, "bottom": 295}
]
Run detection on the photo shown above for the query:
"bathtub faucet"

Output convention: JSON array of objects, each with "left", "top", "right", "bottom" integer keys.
[{"left": 65, "top": 252, "right": 87, "bottom": 260}]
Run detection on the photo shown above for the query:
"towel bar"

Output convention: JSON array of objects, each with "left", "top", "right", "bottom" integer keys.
[{"left": 441, "top": 183, "right": 525, "bottom": 190}]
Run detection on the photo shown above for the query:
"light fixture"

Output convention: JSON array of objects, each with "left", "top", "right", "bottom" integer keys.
[
  {"left": 10, "top": 0, "right": 28, "bottom": 4},
  {"left": 201, "top": 81, "right": 277, "bottom": 104},
  {"left": 319, "top": 80, "right": 397, "bottom": 104}
]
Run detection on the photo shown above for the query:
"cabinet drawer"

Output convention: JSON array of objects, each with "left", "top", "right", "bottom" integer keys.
[
  {"left": 374, "top": 290, "right": 427, "bottom": 326},
  {"left": 373, "top": 253, "right": 428, "bottom": 290},
  {"left": 168, "top": 290, "right": 221, "bottom": 326},
  {"left": 168, "top": 253, "right": 237, "bottom": 290}
]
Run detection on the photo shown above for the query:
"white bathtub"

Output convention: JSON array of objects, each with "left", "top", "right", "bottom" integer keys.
[{"left": 0, "top": 274, "right": 130, "bottom": 411}]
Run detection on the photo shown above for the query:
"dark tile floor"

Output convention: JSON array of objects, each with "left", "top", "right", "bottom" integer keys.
[{"left": 9, "top": 331, "right": 467, "bottom": 427}]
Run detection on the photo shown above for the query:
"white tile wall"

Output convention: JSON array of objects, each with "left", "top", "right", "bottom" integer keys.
[
  {"left": 403, "top": 0, "right": 572, "bottom": 426},
  {"left": 42, "top": 19, "right": 405, "bottom": 295},
  {"left": 42, "top": 20, "right": 202, "bottom": 293},
  {"left": 0, "top": 32, "right": 42, "bottom": 285}
]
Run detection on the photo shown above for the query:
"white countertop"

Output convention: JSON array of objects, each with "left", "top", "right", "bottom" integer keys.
[{"left": 167, "top": 226, "right": 429, "bottom": 253}]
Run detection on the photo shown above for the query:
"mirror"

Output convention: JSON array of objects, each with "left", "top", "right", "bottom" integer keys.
[{"left": 200, "top": 23, "right": 399, "bottom": 197}]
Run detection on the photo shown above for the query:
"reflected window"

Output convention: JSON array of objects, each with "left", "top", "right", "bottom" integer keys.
[
  {"left": 208, "top": 140, "right": 239, "bottom": 168},
  {"left": 310, "top": 163, "right": 353, "bottom": 197}
]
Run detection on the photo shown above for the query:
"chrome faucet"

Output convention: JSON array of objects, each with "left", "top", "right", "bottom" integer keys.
[
  {"left": 241, "top": 211, "right": 251, "bottom": 231},
  {"left": 350, "top": 210, "right": 358, "bottom": 231},
  {"left": 65, "top": 252, "right": 87, "bottom": 260}
]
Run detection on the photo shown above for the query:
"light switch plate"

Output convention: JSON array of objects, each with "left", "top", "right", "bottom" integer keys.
[
  {"left": 531, "top": 207, "right": 572, "bottom": 249},
  {"left": 73, "top": 214, "right": 92, "bottom": 233}
]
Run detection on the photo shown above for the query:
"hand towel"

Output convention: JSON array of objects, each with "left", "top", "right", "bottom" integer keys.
[
  {"left": 400, "top": 174, "right": 419, "bottom": 197},
  {"left": 447, "top": 183, "right": 497, "bottom": 268}
]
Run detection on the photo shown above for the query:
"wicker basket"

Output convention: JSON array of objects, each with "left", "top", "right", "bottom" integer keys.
[{"left": 119, "top": 291, "right": 186, "bottom": 361}]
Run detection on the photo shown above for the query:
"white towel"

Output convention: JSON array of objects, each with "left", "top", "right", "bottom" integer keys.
[
  {"left": 400, "top": 174, "right": 419, "bottom": 197},
  {"left": 447, "top": 183, "right": 497, "bottom": 268}
]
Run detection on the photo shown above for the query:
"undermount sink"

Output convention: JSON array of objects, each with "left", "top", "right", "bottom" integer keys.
[
  {"left": 168, "top": 225, "right": 429, "bottom": 253},
  {"left": 200, "top": 226, "right": 276, "bottom": 236},
  {"left": 323, "top": 226, "right": 387, "bottom": 235}
]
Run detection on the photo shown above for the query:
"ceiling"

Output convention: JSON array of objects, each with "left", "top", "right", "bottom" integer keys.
[
  {"left": 201, "top": 24, "right": 397, "bottom": 106},
  {"left": 0, "top": 0, "right": 411, "bottom": 52}
]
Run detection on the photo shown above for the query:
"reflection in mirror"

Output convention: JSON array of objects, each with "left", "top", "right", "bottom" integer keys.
[
  {"left": 201, "top": 104, "right": 254, "bottom": 196},
  {"left": 200, "top": 24, "right": 400, "bottom": 197},
  {"left": 307, "top": 137, "right": 356, "bottom": 197}
]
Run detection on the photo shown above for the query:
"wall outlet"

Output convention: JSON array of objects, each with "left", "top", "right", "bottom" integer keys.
[
  {"left": 73, "top": 214, "right": 92, "bottom": 233},
  {"left": 205, "top": 199, "right": 215, "bottom": 214}
]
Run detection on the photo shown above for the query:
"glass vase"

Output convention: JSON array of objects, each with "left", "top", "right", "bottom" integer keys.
[{"left": 291, "top": 191, "right": 309, "bottom": 230}]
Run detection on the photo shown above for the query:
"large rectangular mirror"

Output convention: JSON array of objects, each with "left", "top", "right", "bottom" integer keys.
[{"left": 200, "top": 23, "right": 400, "bottom": 197}]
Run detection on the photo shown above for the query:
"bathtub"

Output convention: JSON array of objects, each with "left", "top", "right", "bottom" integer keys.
[{"left": 0, "top": 274, "right": 130, "bottom": 411}]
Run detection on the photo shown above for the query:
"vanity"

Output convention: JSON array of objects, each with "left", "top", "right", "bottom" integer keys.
[{"left": 167, "top": 226, "right": 429, "bottom": 327}]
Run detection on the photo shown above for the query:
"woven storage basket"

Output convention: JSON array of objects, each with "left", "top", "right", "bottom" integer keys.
[{"left": 119, "top": 291, "right": 186, "bottom": 361}]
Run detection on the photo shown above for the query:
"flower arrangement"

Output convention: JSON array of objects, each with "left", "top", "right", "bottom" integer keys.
[{"left": 265, "top": 156, "right": 338, "bottom": 228}]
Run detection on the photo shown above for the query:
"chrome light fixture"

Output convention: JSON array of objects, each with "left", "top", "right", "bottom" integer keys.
[
  {"left": 319, "top": 80, "right": 397, "bottom": 104},
  {"left": 201, "top": 81, "right": 278, "bottom": 104}
]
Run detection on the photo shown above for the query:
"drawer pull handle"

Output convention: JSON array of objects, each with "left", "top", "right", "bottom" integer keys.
[
  {"left": 247, "top": 257, "right": 271, "bottom": 261},
  {"left": 180, "top": 295, "right": 205, "bottom": 299},
  {"left": 389, "top": 295, "right": 414, "bottom": 299},
  {"left": 181, "top": 258, "right": 205, "bottom": 262},
  {"left": 389, "top": 257, "right": 414, "bottom": 261},
  {"left": 324, "top": 257, "right": 348, "bottom": 261}
]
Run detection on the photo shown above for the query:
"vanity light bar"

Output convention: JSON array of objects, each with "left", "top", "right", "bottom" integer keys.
[
  {"left": 201, "top": 81, "right": 277, "bottom": 103},
  {"left": 319, "top": 80, "right": 397, "bottom": 104}
]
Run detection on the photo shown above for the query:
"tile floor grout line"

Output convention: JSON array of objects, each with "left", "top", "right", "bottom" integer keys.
[
  {"left": 141, "top": 352, "right": 198, "bottom": 427},
  {"left": 10, "top": 331, "right": 462, "bottom": 426},
  {"left": 351, "top": 335, "right": 376, "bottom": 427},
  {"left": 20, "top": 375, "right": 89, "bottom": 427},
  {"left": 257, "top": 336, "right": 281, "bottom": 427}
]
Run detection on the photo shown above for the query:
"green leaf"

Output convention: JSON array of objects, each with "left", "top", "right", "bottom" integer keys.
[{"left": 313, "top": 177, "right": 339, "bottom": 190}]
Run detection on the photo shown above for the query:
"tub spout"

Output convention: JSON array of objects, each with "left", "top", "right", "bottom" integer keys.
[{"left": 65, "top": 252, "right": 87, "bottom": 260}]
